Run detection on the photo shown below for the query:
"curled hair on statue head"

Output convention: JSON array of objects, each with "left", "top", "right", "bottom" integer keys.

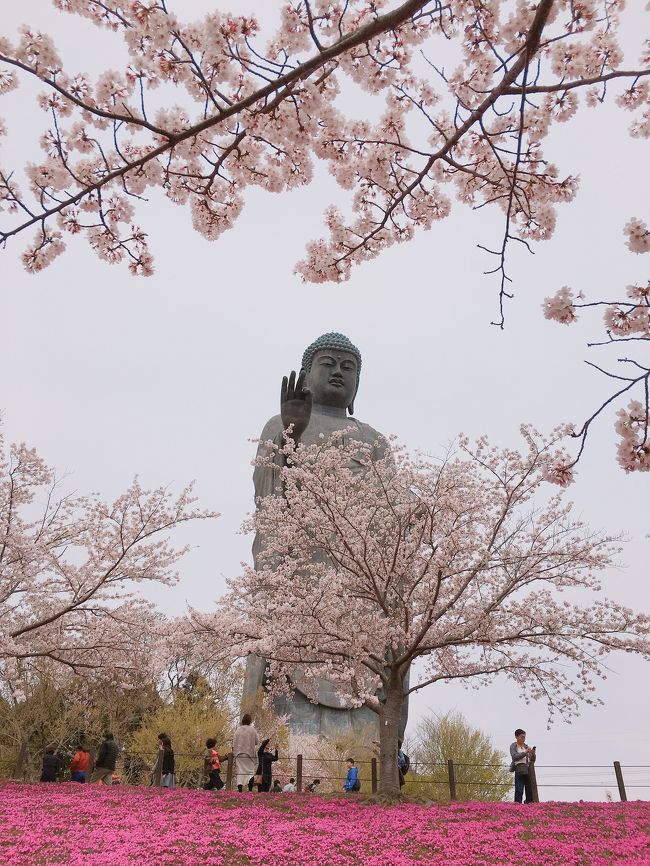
[{"left": 301, "top": 332, "right": 361, "bottom": 415}]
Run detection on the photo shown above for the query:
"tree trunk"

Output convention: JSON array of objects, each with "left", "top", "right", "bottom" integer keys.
[
  {"left": 14, "top": 740, "right": 29, "bottom": 780},
  {"left": 378, "top": 676, "right": 404, "bottom": 795}
]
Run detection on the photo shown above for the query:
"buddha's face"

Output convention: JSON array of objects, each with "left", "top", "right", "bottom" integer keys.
[{"left": 308, "top": 349, "right": 358, "bottom": 409}]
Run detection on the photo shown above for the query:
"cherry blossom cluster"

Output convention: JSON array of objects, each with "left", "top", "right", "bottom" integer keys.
[
  {"left": 196, "top": 429, "right": 650, "bottom": 793},
  {"left": 542, "top": 228, "right": 649, "bottom": 472},
  {"left": 0, "top": 430, "right": 216, "bottom": 683},
  {"left": 615, "top": 399, "right": 650, "bottom": 473},
  {"left": 0, "top": 0, "right": 647, "bottom": 288},
  {"left": 2, "top": 781, "right": 650, "bottom": 865},
  {"left": 1, "top": 2, "right": 647, "bottom": 473},
  {"left": 625, "top": 217, "right": 650, "bottom": 255}
]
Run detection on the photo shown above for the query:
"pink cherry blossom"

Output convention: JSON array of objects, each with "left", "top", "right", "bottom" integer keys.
[
  {"left": 615, "top": 400, "right": 650, "bottom": 472},
  {"left": 193, "top": 429, "right": 649, "bottom": 794},
  {"left": 543, "top": 231, "right": 648, "bottom": 472},
  {"left": 0, "top": 0, "right": 646, "bottom": 283},
  {"left": 0, "top": 1, "right": 648, "bottom": 473},
  {"left": 542, "top": 287, "right": 577, "bottom": 324},
  {"left": 624, "top": 218, "right": 650, "bottom": 254},
  {"left": 0, "top": 430, "right": 217, "bottom": 682}
]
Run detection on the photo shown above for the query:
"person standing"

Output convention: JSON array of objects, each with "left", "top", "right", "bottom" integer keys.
[
  {"left": 90, "top": 732, "right": 119, "bottom": 784},
  {"left": 70, "top": 743, "right": 91, "bottom": 783},
  {"left": 343, "top": 758, "right": 360, "bottom": 792},
  {"left": 397, "top": 740, "right": 410, "bottom": 788},
  {"left": 40, "top": 747, "right": 60, "bottom": 782},
  {"left": 255, "top": 738, "right": 278, "bottom": 793},
  {"left": 203, "top": 738, "right": 224, "bottom": 790},
  {"left": 509, "top": 728, "right": 536, "bottom": 804},
  {"left": 232, "top": 714, "right": 259, "bottom": 792},
  {"left": 161, "top": 736, "right": 175, "bottom": 788},
  {"left": 151, "top": 732, "right": 168, "bottom": 786}
]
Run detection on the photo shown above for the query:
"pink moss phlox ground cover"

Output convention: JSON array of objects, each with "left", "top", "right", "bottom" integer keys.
[{"left": 0, "top": 781, "right": 648, "bottom": 865}]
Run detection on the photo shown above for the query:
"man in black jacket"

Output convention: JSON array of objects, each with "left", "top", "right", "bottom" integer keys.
[
  {"left": 90, "top": 732, "right": 119, "bottom": 784},
  {"left": 40, "top": 747, "right": 61, "bottom": 782}
]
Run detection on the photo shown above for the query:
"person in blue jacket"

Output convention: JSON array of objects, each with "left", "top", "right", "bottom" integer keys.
[{"left": 343, "top": 758, "right": 360, "bottom": 792}]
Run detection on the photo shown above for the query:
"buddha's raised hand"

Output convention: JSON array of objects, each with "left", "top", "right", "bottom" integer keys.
[{"left": 280, "top": 369, "right": 312, "bottom": 443}]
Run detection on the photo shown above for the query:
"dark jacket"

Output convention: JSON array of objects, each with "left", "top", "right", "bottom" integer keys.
[
  {"left": 256, "top": 746, "right": 278, "bottom": 784},
  {"left": 40, "top": 752, "right": 60, "bottom": 782},
  {"left": 96, "top": 738, "right": 119, "bottom": 771},
  {"left": 162, "top": 749, "right": 175, "bottom": 775}
]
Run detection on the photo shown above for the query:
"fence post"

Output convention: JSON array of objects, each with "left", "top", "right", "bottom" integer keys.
[
  {"left": 297, "top": 754, "right": 303, "bottom": 793},
  {"left": 613, "top": 761, "right": 627, "bottom": 802},
  {"left": 224, "top": 752, "right": 234, "bottom": 791},
  {"left": 371, "top": 757, "right": 378, "bottom": 794},
  {"left": 529, "top": 762, "right": 539, "bottom": 803},
  {"left": 447, "top": 759, "right": 457, "bottom": 801}
]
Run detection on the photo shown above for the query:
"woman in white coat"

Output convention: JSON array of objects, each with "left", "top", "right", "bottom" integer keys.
[{"left": 232, "top": 713, "right": 259, "bottom": 792}]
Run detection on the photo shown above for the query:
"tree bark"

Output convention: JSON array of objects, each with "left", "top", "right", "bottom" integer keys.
[
  {"left": 14, "top": 740, "right": 29, "bottom": 780},
  {"left": 378, "top": 674, "right": 404, "bottom": 795}
]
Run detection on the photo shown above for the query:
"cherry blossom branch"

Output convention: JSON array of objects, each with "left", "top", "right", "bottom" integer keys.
[
  {"left": 543, "top": 245, "right": 649, "bottom": 472},
  {"left": 505, "top": 68, "right": 650, "bottom": 95},
  {"left": 210, "top": 432, "right": 648, "bottom": 774},
  {"left": 0, "top": 52, "right": 171, "bottom": 136},
  {"left": 1, "top": 0, "right": 438, "bottom": 268},
  {"left": 324, "top": 0, "right": 555, "bottom": 274},
  {"left": 1, "top": 432, "right": 217, "bottom": 677}
]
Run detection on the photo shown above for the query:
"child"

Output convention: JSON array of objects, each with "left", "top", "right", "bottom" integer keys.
[
  {"left": 343, "top": 758, "right": 360, "bottom": 792},
  {"left": 203, "top": 738, "right": 224, "bottom": 790}
]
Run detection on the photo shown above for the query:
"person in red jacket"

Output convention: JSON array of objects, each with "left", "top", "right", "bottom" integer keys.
[
  {"left": 203, "top": 738, "right": 224, "bottom": 790},
  {"left": 70, "top": 744, "right": 91, "bottom": 783}
]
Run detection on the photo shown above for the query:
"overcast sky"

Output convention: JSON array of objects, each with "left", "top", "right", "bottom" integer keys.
[{"left": 1, "top": 1, "right": 648, "bottom": 801}]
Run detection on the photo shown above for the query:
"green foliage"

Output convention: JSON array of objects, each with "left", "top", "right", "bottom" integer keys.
[
  {"left": 127, "top": 691, "right": 234, "bottom": 787},
  {"left": 0, "top": 673, "right": 162, "bottom": 781},
  {"left": 403, "top": 711, "right": 511, "bottom": 802},
  {"left": 162, "top": 656, "right": 244, "bottom": 726},
  {"left": 0, "top": 659, "right": 243, "bottom": 785}
]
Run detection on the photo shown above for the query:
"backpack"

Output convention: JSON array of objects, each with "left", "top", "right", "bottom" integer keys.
[{"left": 352, "top": 780, "right": 361, "bottom": 791}]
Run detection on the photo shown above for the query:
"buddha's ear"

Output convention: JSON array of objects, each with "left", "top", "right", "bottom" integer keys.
[{"left": 348, "top": 389, "right": 357, "bottom": 416}]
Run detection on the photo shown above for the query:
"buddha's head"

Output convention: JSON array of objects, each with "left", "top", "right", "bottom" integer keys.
[{"left": 301, "top": 332, "right": 361, "bottom": 414}]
